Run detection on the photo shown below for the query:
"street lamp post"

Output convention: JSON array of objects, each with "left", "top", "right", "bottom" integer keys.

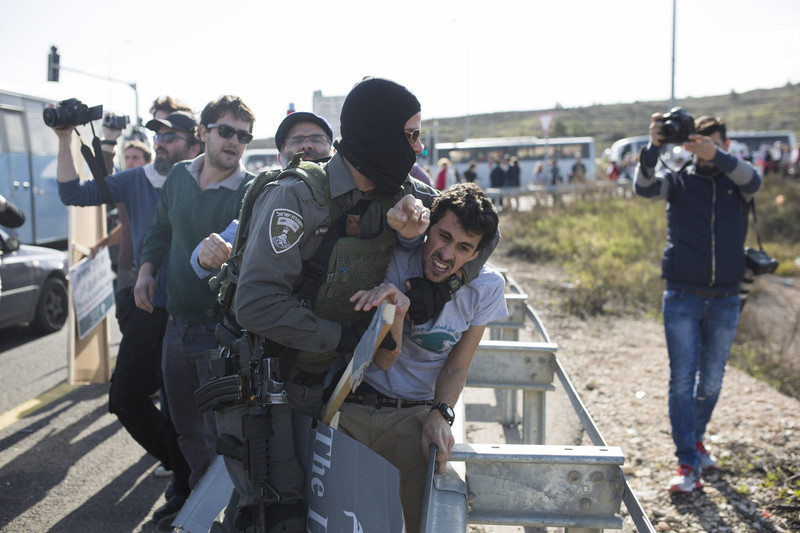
[
  {"left": 670, "top": 0, "right": 677, "bottom": 108},
  {"left": 47, "top": 46, "right": 141, "bottom": 127}
]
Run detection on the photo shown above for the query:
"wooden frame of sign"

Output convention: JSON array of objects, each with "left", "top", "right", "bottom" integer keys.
[
  {"left": 66, "top": 134, "right": 112, "bottom": 385},
  {"left": 321, "top": 302, "right": 395, "bottom": 425}
]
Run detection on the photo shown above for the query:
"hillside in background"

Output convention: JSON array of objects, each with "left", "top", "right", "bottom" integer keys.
[{"left": 422, "top": 83, "right": 800, "bottom": 153}]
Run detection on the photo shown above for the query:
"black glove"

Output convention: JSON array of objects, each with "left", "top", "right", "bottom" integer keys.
[
  {"left": 404, "top": 277, "right": 453, "bottom": 324},
  {"left": 379, "top": 330, "right": 396, "bottom": 352},
  {"left": 336, "top": 323, "right": 363, "bottom": 353},
  {"left": 336, "top": 314, "right": 398, "bottom": 353}
]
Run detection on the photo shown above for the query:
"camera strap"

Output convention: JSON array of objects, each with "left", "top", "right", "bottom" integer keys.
[
  {"left": 75, "top": 124, "right": 114, "bottom": 209},
  {"left": 747, "top": 199, "right": 767, "bottom": 253}
]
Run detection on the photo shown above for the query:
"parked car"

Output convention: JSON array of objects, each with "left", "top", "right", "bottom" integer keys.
[{"left": 0, "top": 228, "right": 69, "bottom": 332}]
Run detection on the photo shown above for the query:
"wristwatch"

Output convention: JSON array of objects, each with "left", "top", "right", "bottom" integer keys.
[{"left": 431, "top": 402, "right": 455, "bottom": 426}]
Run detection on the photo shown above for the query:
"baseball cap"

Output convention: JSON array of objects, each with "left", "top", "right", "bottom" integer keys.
[
  {"left": 274, "top": 111, "right": 333, "bottom": 149},
  {"left": 145, "top": 111, "right": 198, "bottom": 134}
]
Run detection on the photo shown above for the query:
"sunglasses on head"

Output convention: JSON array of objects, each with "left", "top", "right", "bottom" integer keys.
[
  {"left": 207, "top": 123, "right": 254, "bottom": 144},
  {"left": 405, "top": 129, "right": 420, "bottom": 145}
]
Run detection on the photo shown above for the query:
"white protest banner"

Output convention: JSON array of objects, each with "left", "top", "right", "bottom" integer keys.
[
  {"left": 172, "top": 414, "right": 406, "bottom": 532},
  {"left": 69, "top": 246, "right": 114, "bottom": 340},
  {"left": 295, "top": 415, "right": 405, "bottom": 533}
]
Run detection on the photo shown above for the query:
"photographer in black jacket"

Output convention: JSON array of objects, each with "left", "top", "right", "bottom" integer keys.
[{"left": 634, "top": 112, "right": 762, "bottom": 493}]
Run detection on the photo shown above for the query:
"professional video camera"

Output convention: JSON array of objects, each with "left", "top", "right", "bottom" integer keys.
[
  {"left": 103, "top": 113, "right": 130, "bottom": 130},
  {"left": 661, "top": 106, "right": 695, "bottom": 144},
  {"left": 42, "top": 98, "right": 103, "bottom": 128}
]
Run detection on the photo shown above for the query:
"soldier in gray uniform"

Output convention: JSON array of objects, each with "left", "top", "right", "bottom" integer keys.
[{"left": 211, "top": 77, "right": 495, "bottom": 532}]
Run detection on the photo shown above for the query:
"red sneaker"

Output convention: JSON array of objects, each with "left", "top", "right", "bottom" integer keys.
[
  {"left": 696, "top": 441, "right": 718, "bottom": 470},
  {"left": 668, "top": 464, "right": 702, "bottom": 493}
]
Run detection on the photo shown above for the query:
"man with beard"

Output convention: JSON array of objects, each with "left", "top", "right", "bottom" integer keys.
[
  {"left": 135, "top": 95, "right": 256, "bottom": 529},
  {"left": 634, "top": 113, "right": 762, "bottom": 494},
  {"left": 96, "top": 97, "right": 194, "bottom": 293},
  {"left": 190, "top": 111, "right": 334, "bottom": 274},
  {"left": 53, "top": 108, "right": 201, "bottom": 526}
]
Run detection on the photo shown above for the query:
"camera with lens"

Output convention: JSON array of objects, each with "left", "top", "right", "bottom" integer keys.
[
  {"left": 103, "top": 113, "right": 130, "bottom": 130},
  {"left": 42, "top": 98, "right": 103, "bottom": 128},
  {"left": 661, "top": 106, "right": 695, "bottom": 144}
]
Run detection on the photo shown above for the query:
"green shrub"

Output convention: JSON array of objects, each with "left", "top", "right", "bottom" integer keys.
[{"left": 505, "top": 181, "right": 800, "bottom": 315}]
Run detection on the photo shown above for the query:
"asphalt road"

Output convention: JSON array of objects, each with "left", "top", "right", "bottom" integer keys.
[
  {"left": 0, "top": 307, "right": 582, "bottom": 533},
  {"left": 0, "top": 316, "right": 168, "bottom": 532}
]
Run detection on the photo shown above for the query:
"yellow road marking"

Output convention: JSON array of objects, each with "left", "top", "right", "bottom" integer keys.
[
  {"left": 0, "top": 382, "right": 82, "bottom": 431},
  {"left": 0, "top": 356, "right": 117, "bottom": 432}
]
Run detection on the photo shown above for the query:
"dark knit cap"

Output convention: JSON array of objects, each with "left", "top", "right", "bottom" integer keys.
[{"left": 334, "top": 77, "right": 421, "bottom": 196}]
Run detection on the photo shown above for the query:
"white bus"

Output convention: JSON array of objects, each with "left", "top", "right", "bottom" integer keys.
[
  {"left": 434, "top": 136, "right": 597, "bottom": 189},
  {"left": 0, "top": 88, "right": 66, "bottom": 246}
]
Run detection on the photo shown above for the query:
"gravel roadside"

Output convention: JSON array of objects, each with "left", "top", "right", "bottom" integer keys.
[{"left": 470, "top": 256, "right": 800, "bottom": 533}]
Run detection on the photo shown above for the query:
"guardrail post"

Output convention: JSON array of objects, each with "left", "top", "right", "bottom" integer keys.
[
  {"left": 467, "top": 341, "right": 556, "bottom": 445},
  {"left": 489, "top": 293, "right": 529, "bottom": 426}
]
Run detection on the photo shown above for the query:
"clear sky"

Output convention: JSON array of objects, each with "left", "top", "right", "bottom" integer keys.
[{"left": 1, "top": 0, "right": 798, "bottom": 141}]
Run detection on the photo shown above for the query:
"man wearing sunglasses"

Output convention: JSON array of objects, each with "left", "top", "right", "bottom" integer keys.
[
  {"left": 53, "top": 106, "right": 201, "bottom": 527},
  {"left": 190, "top": 111, "right": 335, "bottom": 275},
  {"left": 134, "top": 95, "right": 257, "bottom": 528}
]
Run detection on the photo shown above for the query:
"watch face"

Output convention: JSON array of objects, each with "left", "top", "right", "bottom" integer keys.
[{"left": 434, "top": 402, "right": 455, "bottom": 426}]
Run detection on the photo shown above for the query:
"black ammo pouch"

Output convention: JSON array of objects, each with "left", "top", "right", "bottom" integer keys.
[{"left": 194, "top": 324, "right": 287, "bottom": 412}]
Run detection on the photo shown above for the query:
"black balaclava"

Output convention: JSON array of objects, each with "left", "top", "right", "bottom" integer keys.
[{"left": 334, "top": 77, "right": 421, "bottom": 196}]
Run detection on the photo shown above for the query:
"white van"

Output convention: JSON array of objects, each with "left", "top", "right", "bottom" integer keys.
[
  {"left": 0, "top": 89, "right": 66, "bottom": 246},
  {"left": 242, "top": 148, "right": 280, "bottom": 174}
]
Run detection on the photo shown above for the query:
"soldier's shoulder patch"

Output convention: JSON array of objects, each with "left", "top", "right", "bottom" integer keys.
[{"left": 269, "top": 208, "right": 304, "bottom": 254}]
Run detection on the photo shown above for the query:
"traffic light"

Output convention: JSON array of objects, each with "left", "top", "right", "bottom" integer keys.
[{"left": 47, "top": 46, "right": 60, "bottom": 82}]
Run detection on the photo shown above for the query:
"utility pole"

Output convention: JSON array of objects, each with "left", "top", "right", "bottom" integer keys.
[
  {"left": 670, "top": 0, "right": 677, "bottom": 108},
  {"left": 47, "top": 45, "right": 141, "bottom": 128}
]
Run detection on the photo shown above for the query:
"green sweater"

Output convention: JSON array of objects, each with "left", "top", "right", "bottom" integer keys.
[{"left": 140, "top": 157, "right": 253, "bottom": 323}]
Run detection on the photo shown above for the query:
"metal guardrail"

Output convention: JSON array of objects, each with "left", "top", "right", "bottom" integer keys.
[
  {"left": 505, "top": 274, "right": 656, "bottom": 533},
  {"left": 421, "top": 271, "right": 655, "bottom": 533}
]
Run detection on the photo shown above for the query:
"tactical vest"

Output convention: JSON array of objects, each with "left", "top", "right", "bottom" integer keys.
[
  {"left": 210, "top": 154, "right": 396, "bottom": 372},
  {"left": 295, "top": 191, "right": 396, "bottom": 370}
]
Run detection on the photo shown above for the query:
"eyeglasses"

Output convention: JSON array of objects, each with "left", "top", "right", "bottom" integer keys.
[
  {"left": 405, "top": 129, "right": 421, "bottom": 145},
  {"left": 154, "top": 132, "right": 190, "bottom": 144},
  {"left": 284, "top": 134, "right": 331, "bottom": 148},
  {"left": 207, "top": 123, "right": 254, "bottom": 144}
]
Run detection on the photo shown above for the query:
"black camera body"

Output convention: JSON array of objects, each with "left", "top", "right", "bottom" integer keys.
[
  {"left": 745, "top": 246, "right": 779, "bottom": 275},
  {"left": 43, "top": 98, "right": 103, "bottom": 128},
  {"left": 661, "top": 106, "right": 695, "bottom": 144},
  {"left": 103, "top": 114, "right": 130, "bottom": 130}
]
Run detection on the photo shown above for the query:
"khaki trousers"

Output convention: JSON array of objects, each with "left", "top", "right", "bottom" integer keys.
[{"left": 337, "top": 402, "right": 431, "bottom": 533}]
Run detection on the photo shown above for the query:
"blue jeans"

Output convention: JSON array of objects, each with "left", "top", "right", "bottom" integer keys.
[
  {"left": 161, "top": 315, "right": 219, "bottom": 488},
  {"left": 662, "top": 289, "right": 740, "bottom": 468}
]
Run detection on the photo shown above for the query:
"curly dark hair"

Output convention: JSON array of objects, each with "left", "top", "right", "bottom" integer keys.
[
  {"left": 199, "top": 95, "right": 255, "bottom": 131},
  {"left": 429, "top": 182, "right": 498, "bottom": 252}
]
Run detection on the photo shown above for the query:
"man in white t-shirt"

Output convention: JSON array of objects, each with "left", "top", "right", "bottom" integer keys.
[{"left": 337, "top": 182, "right": 507, "bottom": 533}]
